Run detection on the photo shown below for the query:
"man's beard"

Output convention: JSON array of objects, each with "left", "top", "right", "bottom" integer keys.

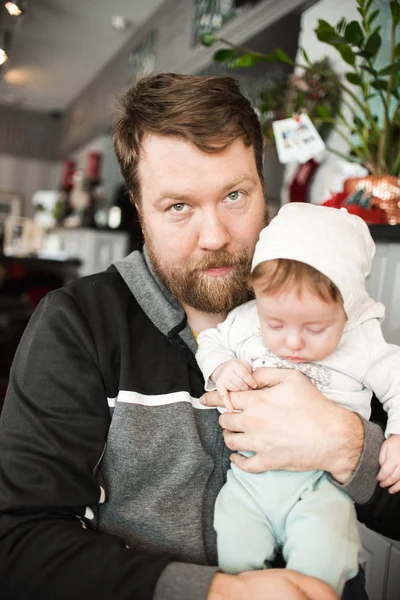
[
  {"left": 146, "top": 240, "right": 253, "bottom": 314},
  {"left": 142, "top": 206, "right": 269, "bottom": 314}
]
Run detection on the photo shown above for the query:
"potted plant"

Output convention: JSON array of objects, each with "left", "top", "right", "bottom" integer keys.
[{"left": 202, "top": 0, "right": 400, "bottom": 223}]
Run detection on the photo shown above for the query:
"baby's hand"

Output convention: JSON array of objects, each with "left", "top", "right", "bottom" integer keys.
[
  {"left": 211, "top": 359, "right": 257, "bottom": 412},
  {"left": 377, "top": 434, "right": 400, "bottom": 493}
]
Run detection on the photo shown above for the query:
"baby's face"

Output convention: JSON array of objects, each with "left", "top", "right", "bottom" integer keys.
[{"left": 255, "top": 286, "right": 347, "bottom": 363}]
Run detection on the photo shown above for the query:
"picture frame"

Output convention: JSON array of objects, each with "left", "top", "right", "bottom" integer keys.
[
  {"left": 0, "top": 189, "right": 22, "bottom": 220},
  {"left": 2, "top": 217, "right": 44, "bottom": 257}
]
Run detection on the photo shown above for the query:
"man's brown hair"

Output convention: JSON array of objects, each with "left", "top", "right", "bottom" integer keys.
[
  {"left": 113, "top": 73, "right": 265, "bottom": 205},
  {"left": 250, "top": 259, "right": 343, "bottom": 304}
]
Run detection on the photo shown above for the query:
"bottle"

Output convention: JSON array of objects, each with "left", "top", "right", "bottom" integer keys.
[
  {"left": 81, "top": 152, "right": 104, "bottom": 228},
  {"left": 53, "top": 159, "right": 75, "bottom": 225}
]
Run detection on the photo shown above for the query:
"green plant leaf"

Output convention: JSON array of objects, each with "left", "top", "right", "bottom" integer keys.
[
  {"left": 315, "top": 19, "right": 344, "bottom": 44},
  {"left": 337, "top": 43, "right": 357, "bottom": 65},
  {"left": 213, "top": 49, "right": 237, "bottom": 62},
  {"left": 365, "top": 0, "right": 374, "bottom": 12},
  {"left": 200, "top": 32, "right": 216, "bottom": 47},
  {"left": 301, "top": 47, "right": 311, "bottom": 64},
  {"left": 260, "top": 53, "right": 280, "bottom": 63},
  {"left": 390, "top": 1, "right": 400, "bottom": 26},
  {"left": 274, "top": 48, "right": 293, "bottom": 65},
  {"left": 344, "top": 21, "right": 364, "bottom": 45},
  {"left": 395, "top": 42, "right": 400, "bottom": 59},
  {"left": 316, "top": 104, "right": 332, "bottom": 118},
  {"left": 295, "top": 91, "right": 305, "bottom": 107},
  {"left": 353, "top": 115, "right": 364, "bottom": 128},
  {"left": 228, "top": 54, "right": 262, "bottom": 67},
  {"left": 379, "top": 62, "right": 400, "bottom": 76},
  {"left": 346, "top": 72, "right": 362, "bottom": 84},
  {"left": 336, "top": 17, "right": 347, "bottom": 35},
  {"left": 390, "top": 75, "right": 400, "bottom": 98},
  {"left": 368, "top": 9, "right": 379, "bottom": 26},
  {"left": 371, "top": 78, "right": 388, "bottom": 90},
  {"left": 364, "top": 32, "right": 382, "bottom": 57},
  {"left": 361, "top": 64, "right": 379, "bottom": 76}
]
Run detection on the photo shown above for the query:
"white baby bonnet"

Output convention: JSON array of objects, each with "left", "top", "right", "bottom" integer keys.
[{"left": 251, "top": 203, "right": 384, "bottom": 326}]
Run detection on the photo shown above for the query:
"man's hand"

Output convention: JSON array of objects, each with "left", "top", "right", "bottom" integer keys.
[
  {"left": 211, "top": 359, "right": 257, "bottom": 412},
  {"left": 377, "top": 434, "right": 400, "bottom": 493},
  {"left": 207, "top": 569, "right": 339, "bottom": 600},
  {"left": 200, "top": 367, "right": 364, "bottom": 483}
]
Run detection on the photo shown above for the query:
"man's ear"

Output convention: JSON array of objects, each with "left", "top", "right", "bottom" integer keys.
[
  {"left": 127, "top": 191, "right": 136, "bottom": 206},
  {"left": 128, "top": 191, "right": 142, "bottom": 217}
]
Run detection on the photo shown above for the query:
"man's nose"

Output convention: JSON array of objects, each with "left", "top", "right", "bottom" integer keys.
[{"left": 198, "top": 210, "right": 230, "bottom": 250}]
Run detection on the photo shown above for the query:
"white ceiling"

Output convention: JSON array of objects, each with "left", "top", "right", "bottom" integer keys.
[{"left": 0, "top": 0, "right": 165, "bottom": 111}]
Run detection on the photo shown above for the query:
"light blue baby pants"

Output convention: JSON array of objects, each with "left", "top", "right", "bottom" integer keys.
[{"left": 214, "top": 464, "right": 361, "bottom": 596}]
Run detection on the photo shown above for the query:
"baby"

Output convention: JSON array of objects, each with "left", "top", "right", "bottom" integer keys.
[{"left": 196, "top": 203, "right": 400, "bottom": 596}]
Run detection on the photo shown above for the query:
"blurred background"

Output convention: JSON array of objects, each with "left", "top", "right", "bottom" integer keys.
[{"left": 0, "top": 1, "right": 399, "bottom": 596}]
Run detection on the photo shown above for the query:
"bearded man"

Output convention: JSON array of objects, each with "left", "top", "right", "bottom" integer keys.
[{"left": 0, "top": 73, "right": 397, "bottom": 600}]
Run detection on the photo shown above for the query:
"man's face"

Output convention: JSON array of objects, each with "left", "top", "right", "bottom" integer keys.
[{"left": 138, "top": 134, "right": 267, "bottom": 314}]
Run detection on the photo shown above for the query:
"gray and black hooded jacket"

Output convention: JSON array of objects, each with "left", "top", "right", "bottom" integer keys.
[{"left": 0, "top": 249, "right": 398, "bottom": 600}]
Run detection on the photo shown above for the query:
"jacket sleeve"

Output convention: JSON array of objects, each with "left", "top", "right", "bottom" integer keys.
[
  {"left": 196, "top": 305, "right": 249, "bottom": 389},
  {"left": 0, "top": 290, "right": 213, "bottom": 600},
  {"left": 361, "top": 319, "right": 400, "bottom": 437},
  {"left": 354, "top": 419, "right": 400, "bottom": 541}
]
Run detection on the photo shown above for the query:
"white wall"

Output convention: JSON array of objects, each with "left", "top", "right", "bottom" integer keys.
[{"left": 0, "top": 154, "right": 60, "bottom": 217}]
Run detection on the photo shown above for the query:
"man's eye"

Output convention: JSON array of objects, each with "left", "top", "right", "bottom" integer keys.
[
  {"left": 170, "top": 203, "right": 186, "bottom": 213},
  {"left": 226, "top": 191, "right": 242, "bottom": 202}
]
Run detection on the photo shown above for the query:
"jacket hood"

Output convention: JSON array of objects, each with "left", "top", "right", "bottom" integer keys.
[{"left": 251, "top": 203, "right": 385, "bottom": 327}]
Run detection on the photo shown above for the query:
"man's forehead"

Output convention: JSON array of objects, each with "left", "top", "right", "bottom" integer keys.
[
  {"left": 139, "top": 133, "right": 254, "bottom": 163},
  {"left": 136, "top": 134, "right": 261, "bottom": 209}
]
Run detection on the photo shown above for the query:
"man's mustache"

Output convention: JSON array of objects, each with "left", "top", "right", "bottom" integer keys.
[{"left": 191, "top": 251, "right": 250, "bottom": 272}]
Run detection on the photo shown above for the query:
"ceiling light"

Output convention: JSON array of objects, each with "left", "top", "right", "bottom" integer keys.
[
  {"left": 4, "top": 68, "right": 31, "bottom": 84},
  {"left": 111, "top": 16, "right": 133, "bottom": 33},
  {"left": 0, "top": 48, "right": 8, "bottom": 65},
  {"left": 5, "top": 2, "right": 24, "bottom": 16},
  {"left": 0, "top": 31, "right": 8, "bottom": 65}
]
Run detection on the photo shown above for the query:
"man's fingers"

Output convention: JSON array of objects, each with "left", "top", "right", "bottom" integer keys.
[
  {"left": 389, "top": 480, "right": 400, "bottom": 494},
  {"left": 229, "top": 452, "right": 265, "bottom": 473},
  {"left": 200, "top": 390, "right": 223, "bottom": 407},
  {"left": 252, "top": 367, "right": 298, "bottom": 388},
  {"left": 219, "top": 411, "right": 246, "bottom": 433},
  {"left": 223, "top": 430, "right": 249, "bottom": 451},
  {"left": 284, "top": 570, "right": 339, "bottom": 600},
  {"left": 200, "top": 389, "right": 253, "bottom": 411}
]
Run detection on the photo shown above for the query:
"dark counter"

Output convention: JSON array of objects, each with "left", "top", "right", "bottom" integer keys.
[{"left": 368, "top": 225, "right": 400, "bottom": 242}]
